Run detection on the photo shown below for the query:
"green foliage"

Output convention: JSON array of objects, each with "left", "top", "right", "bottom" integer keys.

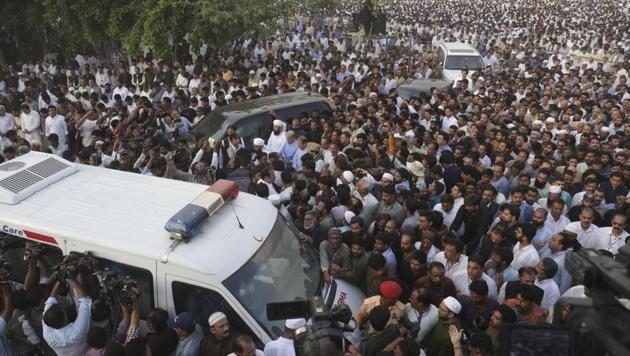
[{"left": 1, "top": 0, "right": 348, "bottom": 61}]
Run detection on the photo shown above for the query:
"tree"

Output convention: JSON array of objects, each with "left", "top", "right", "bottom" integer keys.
[
  {"left": 109, "top": 0, "right": 343, "bottom": 60},
  {"left": 1, "top": 0, "right": 352, "bottom": 66}
]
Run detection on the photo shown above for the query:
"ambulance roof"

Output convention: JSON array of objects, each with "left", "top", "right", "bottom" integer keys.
[{"left": 0, "top": 152, "right": 276, "bottom": 280}]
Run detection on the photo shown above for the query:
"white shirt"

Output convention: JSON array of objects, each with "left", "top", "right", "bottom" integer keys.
[
  {"left": 403, "top": 303, "right": 439, "bottom": 343},
  {"left": 592, "top": 227, "right": 629, "bottom": 255},
  {"left": 263, "top": 336, "right": 295, "bottom": 356},
  {"left": 354, "top": 191, "right": 379, "bottom": 224},
  {"left": 544, "top": 214, "right": 570, "bottom": 235},
  {"left": 20, "top": 111, "right": 42, "bottom": 143},
  {"left": 79, "top": 119, "right": 98, "bottom": 148},
  {"left": 535, "top": 278, "right": 560, "bottom": 309},
  {"left": 451, "top": 270, "right": 498, "bottom": 300},
  {"left": 229, "top": 351, "right": 264, "bottom": 356},
  {"left": 45, "top": 114, "right": 67, "bottom": 147},
  {"left": 112, "top": 86, "right": 129, "bottom": 101},
  {"left": 440, "top": 116, "right": 458, "bottom": 132},
  {"left": 43, "top": 297, "right": 92, "bottom": 356},
  {"left": 267, "top": 131, "right": 287, "bottom": 153},
  {"left": 564, "top": 222, "right": 601, "bottom": 249},
  {"left": 0, "top": 114, "right": 16, "bottom": 135},
  {"left": 511, "top": 242, "right": 540, "bottom": 270},
  {"left": 433, "top": 204, "right": 458, "bottom": 230},
  {"left": 433, "top": 251, "right": 468, "bottom": 278}
]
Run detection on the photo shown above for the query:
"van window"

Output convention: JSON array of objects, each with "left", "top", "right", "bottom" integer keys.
[
  {"left": 235, "top": 115, "right": 266, "bottom": 145},
  {"left": 0, "top": 238, "right": 63, "bottom": 286},
  {"left": 95, "top": 258, "right": 154, "bottom": 318},
  {"left": 172, "top": 281, "right": 261, "bottom": 343},
  {"left": 445, "top": 56, "right": 484, "bottom": 71}
]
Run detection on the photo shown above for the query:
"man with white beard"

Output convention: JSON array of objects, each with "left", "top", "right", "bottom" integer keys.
[{"left": 267, "top": 119, "right": 287, "bottom": 153}]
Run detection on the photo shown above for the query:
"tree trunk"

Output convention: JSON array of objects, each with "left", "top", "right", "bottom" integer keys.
[{"left": 0, "top": 46, "right": 8, "bottom": 72}]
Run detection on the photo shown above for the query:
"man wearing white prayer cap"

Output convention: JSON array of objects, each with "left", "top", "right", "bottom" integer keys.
[
  {"left": 267, "top": 119, "right": 287, "bottom": 153},
  {"left": 252, "top": 137, "right": 269, "bottom": 155},
  {"left": 263, "top": 318, "right": 306, "bottom": 356},
  {"left": 421, "top": 296, "right": 462, "bottom": 355},
  {"left": 199, "top": 311, "right": 235, "bottom": 355}
]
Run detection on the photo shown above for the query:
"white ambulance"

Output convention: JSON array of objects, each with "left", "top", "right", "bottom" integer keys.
[{"left": 0, "top": 152, "right": 365, "bottom": 343}]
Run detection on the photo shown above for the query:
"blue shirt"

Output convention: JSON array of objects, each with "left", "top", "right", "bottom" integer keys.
[
  {"left": 292, "top": 147, "right": 307, "bottom": 171},
  {"left": 491, "top": 176, "right": 511, "bottom": 198},
  {"left": 281, "top": 141, "right": 298, "bottom": 163}
]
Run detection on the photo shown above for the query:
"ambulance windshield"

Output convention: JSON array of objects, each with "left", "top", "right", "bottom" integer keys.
[{"left": 223, "top": 213, "right": 321, "bottom": 338}]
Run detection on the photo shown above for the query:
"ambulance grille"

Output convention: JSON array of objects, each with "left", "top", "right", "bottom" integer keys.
[
  {"left": 0, "top": 170, "right": 43, "bottom": 193},
  {"left": 0, "top": 161, "right": 26, "bottom": 171},
  {"left": 28, "top": 157, "right": 71, "bottom": 178},
  {"left": 0, "top": 152, "right": 78, "bottom": 204}
]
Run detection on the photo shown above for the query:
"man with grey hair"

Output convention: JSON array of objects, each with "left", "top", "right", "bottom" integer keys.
[
  {"left": 319, "top": 228, "right": 351, "bottom": 284},
  {"left": 354, "top": 176, "right": 379, "bottom": 225}
]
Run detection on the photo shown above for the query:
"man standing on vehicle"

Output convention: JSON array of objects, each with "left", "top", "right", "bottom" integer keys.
[{"left": 199, "top": 312, "right": 235, "bottom": 356}]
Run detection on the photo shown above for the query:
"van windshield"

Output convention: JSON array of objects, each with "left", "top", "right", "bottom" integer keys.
[
  {"left": 223, "top": 213, "right": 321, "bottom": 338},
  {"left": 445, "top": 55, "right": 484, "bottom": 70},
  {"left": 196, "top": 111, "right": 229, "bottom": 140}
]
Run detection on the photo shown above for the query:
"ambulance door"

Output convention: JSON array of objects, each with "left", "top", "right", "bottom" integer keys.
[
  {"left": 66, "top": 241, "right": 159, "bottom": 318},
  {"left": 164, "top": 273, "right": 269, "bottom": 344}
]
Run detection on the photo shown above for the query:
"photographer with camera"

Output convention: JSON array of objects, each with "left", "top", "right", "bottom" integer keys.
[
  {"left": 402, "top": 287, "right": 438, "bottom": 344},
  {"left": 42, "top": 276, "right": 91, "bottom": 356}
]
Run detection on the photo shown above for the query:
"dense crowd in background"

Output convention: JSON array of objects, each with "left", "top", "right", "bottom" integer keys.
[{"left": 0, "top": 0, "right": 629, "bottom": 355}]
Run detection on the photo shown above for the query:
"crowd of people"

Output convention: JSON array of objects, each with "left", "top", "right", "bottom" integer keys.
[{"left": 0, "top": 0, "right": 629, "bottom": 355}]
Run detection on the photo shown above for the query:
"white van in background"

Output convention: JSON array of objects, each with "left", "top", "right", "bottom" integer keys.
[
  {"left": 0, "top": 152, "right": 365, "bottom": 344},
  {"left": 437, "top": 42, "right": 485, "bottom": 83}
]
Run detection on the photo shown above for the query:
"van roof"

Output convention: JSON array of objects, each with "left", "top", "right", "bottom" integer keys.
[
  {"left": 211, "top": 92, "right": 328, "bottom": 122},
  {"left": 440, "top": 42, "right": 481, "bottom": 56},
  {"left": 0, "top": 152, "right": 277, "bottom": 280}
]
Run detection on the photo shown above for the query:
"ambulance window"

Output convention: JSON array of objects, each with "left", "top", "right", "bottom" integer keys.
[
  {"left": 0, "top": 238, "right": 63, "bottom": 286},
  {"left": 172, "top": 281, "right": 261, "bottom": 344},
  {"left": 95, "top": 258, "right": 154, "bottom": 318}
]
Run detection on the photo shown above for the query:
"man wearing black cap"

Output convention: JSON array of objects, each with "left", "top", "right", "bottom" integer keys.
[{"left": 173, "top": 312, "right": 203, "bottom": 356}]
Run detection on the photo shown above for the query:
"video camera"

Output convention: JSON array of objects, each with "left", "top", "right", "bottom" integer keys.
[
  {"left": 0, "top": 256, "right": 11, "bottom": 284},
  {"left": 266, "top": 297, "right": 354, "bottom": 356},
  {"left": 51, "top": 251, "right": 96, "bottom": 281},
  {"left": 92, "top": 268, "right": 139, "bottom": 309},
  {"left": 557, "top": 245, "right": 630, "bottom": 356},
  {"left": 500, "top": 245, "right": 630, "bottom": 356}
]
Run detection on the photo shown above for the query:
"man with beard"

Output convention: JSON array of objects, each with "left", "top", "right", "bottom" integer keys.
[
  {"left": 530, "top": 168, "right": 552, "bottom": 196},
  {"left": 511, "top": 223, "right": 540, "bottom": 270},
  {"left": 414, "top": 262, "right": 457, "bottom": 307},
  {"left": 319, "top": 228, "right": 351, "bottom": 284},
  {"left": 339, "top": 237, "right": 369, "bottom": 290},
  {"left": 198, "top": 312, "right": 235, "bottom": 356},
  {"left": 267, "top": 119, "right": 287, "bottom": 153},
  {"left": 299, "top": 211, "right": 325, "bottom": 247},
  {"left": 530, "top": 208, "right": 554, "bottom": 250}
]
